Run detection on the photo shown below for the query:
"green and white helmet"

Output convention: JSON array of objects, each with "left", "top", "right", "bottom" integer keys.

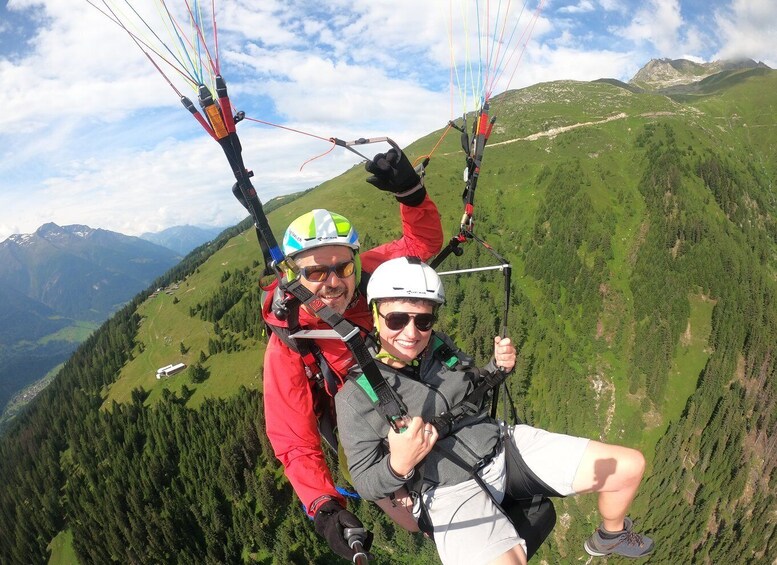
[
  {"left": 367, "top": 257, "right": 445, "bottom": 305},
  {"left": 282, "top": 209, "right": 360, "bottom": 257}
]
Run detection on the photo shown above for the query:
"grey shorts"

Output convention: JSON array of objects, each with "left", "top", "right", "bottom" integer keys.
[{"left": 418, "top": 423, "right": 590, "bottom": 565}]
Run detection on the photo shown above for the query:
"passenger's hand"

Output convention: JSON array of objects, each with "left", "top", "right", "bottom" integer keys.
[
  {"left": 494, "top": 336, "right": 516, "bottom": 373},
  {"left": 387, "top": 416, "right": 437, "bottom": 477},
  {"left": 366, "top": 148, "right": 427, "bottom": 206}
]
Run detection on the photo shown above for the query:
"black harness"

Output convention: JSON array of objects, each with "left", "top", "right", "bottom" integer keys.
[
  {"left": 264, "top": 280, "right": 383, "bottom": 452},
  {"left": 265, "top": 284, "right": 342, "bottom": 395}
]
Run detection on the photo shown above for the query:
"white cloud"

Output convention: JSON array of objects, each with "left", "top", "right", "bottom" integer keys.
[
  {"left": 714, "top": 0, "right": 777, "bottom": 66},
  {"left": 559, "top": 1, "right": 596, "bottom": 15},
  {"left": 522, "top": 44, "right": 638, "bottom": 84},
  {"left": 616, "top": 0, "right": 684, "bottom": 54},
  {"left": 1, "top": 127, "right": 364, "bottom": 239},
  {"left": 598, "top": 0, "right": 628, "bottom": 12}
]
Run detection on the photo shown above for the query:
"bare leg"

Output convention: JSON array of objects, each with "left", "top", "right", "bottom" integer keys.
[
  {"left": 374, "top": 487, "right": 420, "bottom": 533},
  {"left": 571, "top": 440, "right": 646, "bottom": 532}
]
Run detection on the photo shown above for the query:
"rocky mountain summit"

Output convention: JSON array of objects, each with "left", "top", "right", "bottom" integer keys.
[{"left": 630, "top": 58, "right": 771, "bottom": 91}]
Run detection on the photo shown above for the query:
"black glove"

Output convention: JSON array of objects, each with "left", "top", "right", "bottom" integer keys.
[
  {"left": 313, "top": 500, "right": 373, "bottom": 560},
  {"left": 366, "top": 148, "right": 427, "bottom": 206}
]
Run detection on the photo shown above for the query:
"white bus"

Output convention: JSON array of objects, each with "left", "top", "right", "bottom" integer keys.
[{"left": 156, "top": 362, "right": 186, "bottom": 378}]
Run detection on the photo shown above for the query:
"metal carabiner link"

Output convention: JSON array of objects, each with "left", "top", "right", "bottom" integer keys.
[{"left": 331, "top": 136, "right": 402, "bottom": 164}]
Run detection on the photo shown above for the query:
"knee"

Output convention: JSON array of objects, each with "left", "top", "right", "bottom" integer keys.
[{"left": 623, "top": 448, "right": 646, "bottom": 484}]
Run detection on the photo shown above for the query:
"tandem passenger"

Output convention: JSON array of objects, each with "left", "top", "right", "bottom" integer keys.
[{"left": 335, "top": 257, "right": 655, "bottom": 564}]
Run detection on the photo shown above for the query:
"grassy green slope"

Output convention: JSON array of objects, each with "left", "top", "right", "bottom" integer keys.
[
  {"left": 105, "top": 229, "right": 265, "bottom": 407},
  {"left": 48, "top": 529, "right": 77, "bottom": 565}
]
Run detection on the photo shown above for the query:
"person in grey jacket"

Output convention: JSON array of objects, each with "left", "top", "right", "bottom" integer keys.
[{"left": 335, "top": 257, "right": 654, "bottom": 565}]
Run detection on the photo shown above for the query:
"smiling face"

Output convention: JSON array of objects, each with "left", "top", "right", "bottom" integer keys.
[
  {"left": 375, "top": 298, "right": 436, "bottom": 367},
  {"left": 294, "top": 245, "right": 357, "bottom": 315}
]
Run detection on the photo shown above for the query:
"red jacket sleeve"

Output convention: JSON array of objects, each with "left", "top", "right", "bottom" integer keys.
[
  {"left": 360, "top": 194, "right": 443, "bottom": 272},
  {"left": 263, "top": 334, "right": 345, "bottom": 515}
]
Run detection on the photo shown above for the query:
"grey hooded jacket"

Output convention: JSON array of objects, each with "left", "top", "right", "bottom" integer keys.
[{"left": 335, "top": 332, "right": 502, "bottom": 501}]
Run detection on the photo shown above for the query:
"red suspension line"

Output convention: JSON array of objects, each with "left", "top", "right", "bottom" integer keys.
[
  {"left": 90, "top": 0, "right": 199, "bottom": 90},
  {"left": 299, "top": 141, "right": 338, "bottom": 171},
  {"left": 486, "top": 0, "right": 518, "bottom": 98},
  {"left": 483, "top": 0, "right": 492, "bottom": 102},
  {"left": 488, "top": 0, "right": 512, "bottom": 86},
  {"left": 242, "top": 116, "right": 332, "bottom": 143}
]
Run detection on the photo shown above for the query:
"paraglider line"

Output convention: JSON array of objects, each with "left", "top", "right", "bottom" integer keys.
[
  {"left": 299, "top": 140, "right": 337, "bottom": 171},
  {"left": 242, "top": 116, "right": 332, "bottom": 143},
  {"left": 503, "top": 0, "right": 546, "bottom": 93},
  {"left": 90, "top": 0, "right": 199, "bottom": 88},
  {"left": 183, "top": 0, "right": 219, "bottom": 77},
  {"left": 211, "top": 0, "right": 220, "bottom": 74},
  {"left": 158, "top": 0, "right": 203, "bottom": 84},
  {"left": 414, "top": 122, "right": 454, "bottom": 167},
  {"left": 118, "top": 0, "right": 198, "bottom": 85}
]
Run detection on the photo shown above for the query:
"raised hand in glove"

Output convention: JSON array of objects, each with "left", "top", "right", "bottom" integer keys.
[
  {"left": 366, "top": 148, "right": 427, "bottom": 206},
  {"left": 314, "top": 500, "right": 373, "bottom": 560}
]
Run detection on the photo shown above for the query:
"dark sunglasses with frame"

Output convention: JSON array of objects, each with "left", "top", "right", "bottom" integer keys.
[{"left": 378, "top": 310, "right": 437, "bottom": 332}]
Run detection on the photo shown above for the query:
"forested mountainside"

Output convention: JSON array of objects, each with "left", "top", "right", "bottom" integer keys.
[{"left": 1, "top": 68, "right": 775, "bottom": 564}]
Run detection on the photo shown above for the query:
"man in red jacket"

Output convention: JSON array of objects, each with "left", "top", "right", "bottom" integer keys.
[{"left": 262, "top": 149, "right": 443, "bottom": 560}]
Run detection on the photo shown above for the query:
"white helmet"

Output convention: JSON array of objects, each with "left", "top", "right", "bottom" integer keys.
[{"left": 367, "top": 257, "right": 445, "bottom": 305}]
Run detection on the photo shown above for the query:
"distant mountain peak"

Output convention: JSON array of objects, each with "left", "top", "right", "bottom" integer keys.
[
  {"left": 6, "top": 233, "right": 35, "bottom": 246},
  {"left": 140, "top": 224, "right": 226, "bottom": 255},
  {"left": 0, "top": 222, "right": 180, "bottom": 323},
  {"left": 34, "top": 223, "right": 97, "bottom": 240},
  {"left": 34, "top": 222, "right": 65, "bottom": 237},
  {"left": 629, "top": 57, "right": 771, "bottom": 90}
]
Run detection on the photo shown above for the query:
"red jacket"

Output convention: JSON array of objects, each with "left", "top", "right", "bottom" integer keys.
[{"left": 262, "top": 196, "right": 443, "bottom": 515}]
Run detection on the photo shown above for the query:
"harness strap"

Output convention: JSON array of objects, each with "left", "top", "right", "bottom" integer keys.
[
  {"left": 431, "top": 335, "right": 460, "bottom": 368},
  {"left": 266, "top": 293, "right": 333, "bottom": 392},
  {"left": 429, "top": 367, "right": 507, "bottom": 437},
  {"left": 352, "top": 348, "right": 555, "bottom": 550},
  {"left": 263, "top": 272, "right": 406, "bottom": 428}
]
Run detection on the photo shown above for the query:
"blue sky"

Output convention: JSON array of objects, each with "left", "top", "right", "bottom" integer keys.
[{"left": 0, "top": 0, "right": 775, "bottom": 242}]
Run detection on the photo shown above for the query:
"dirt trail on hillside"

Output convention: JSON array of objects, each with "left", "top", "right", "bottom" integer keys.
[
  {"left": 439, "top": 110, "right": 685, "bottom": 153},
  {"left": 490, "top": 112, "right": 629, "bottom": 146}
]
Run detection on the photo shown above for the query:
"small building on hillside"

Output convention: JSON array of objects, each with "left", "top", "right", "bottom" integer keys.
[{"left": 156, "top": 362, "right": 186, "bottom": 379}]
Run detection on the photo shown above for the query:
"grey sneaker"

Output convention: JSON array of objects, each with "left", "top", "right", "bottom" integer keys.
[{"left": 584, "top": 517, "right": 654, "bottom": 558}]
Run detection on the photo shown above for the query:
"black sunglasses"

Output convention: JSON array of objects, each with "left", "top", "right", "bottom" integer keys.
[
  {"left": 299, "top": 260, "right": 355, "bottom": 283},
  {"left": 378, "top": 311, "right": 436, "bottom": 332}
]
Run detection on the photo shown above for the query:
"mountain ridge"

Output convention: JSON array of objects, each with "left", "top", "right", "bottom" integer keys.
[
  {"left": 629, "top": 57, "right": 771, "bottom": 91},
  {"left": 0, "top": 222, "right": 182, "bottom": 418},
  {"left": 0, "top": 222, "right": 181, "bottom": 321},
  {"left": 140, "top": 224, "right": 226, "bottom": 255}
]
